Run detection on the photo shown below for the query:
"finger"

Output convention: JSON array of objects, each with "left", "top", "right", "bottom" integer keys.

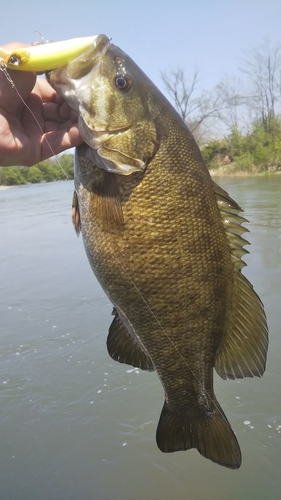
[
  {"left": 0, "top": 43, "right": 36, "bottom": 111},
  {"left": 42, "top": 102, "right": 66, "bottom": 122},
  {"left": 42, "top": 101, "right": 78, "bottom": 123},
  {"left": 34, "top": 77, "right": 59, "bottom": 102},
  {"left": 40, "top": 125, "right": 83, "bottom": 160},
  {"left": 0, "top": 70, "right": 36, "bottom": 113}
]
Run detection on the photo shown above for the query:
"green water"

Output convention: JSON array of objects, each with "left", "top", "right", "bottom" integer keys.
[{"left": 0, "top": 177, "right": 280, "bottom": 500}]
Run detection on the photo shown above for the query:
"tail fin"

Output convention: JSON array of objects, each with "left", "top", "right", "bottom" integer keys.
[{"left": 156, "top": 401, "right": 241, "bottom": 469}]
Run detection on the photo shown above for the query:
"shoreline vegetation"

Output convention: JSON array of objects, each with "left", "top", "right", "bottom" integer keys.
[
  {"left": 1, "top": 167, "right": 278, "bottom": 188},
  {"left": 0, "top": 154, "right": 74, "bottom": 187},
  {"left": 200, "top": 120, "right": 281, "bottom": 178},
  {"left": 0, "top": 160, "right": 280, "bottom": 189},
  {"left": 1, "top": 160, "right": 279, "bottom": 188},
  {"left": 1, "top": 120, "right": 281, "bottom": 188}
]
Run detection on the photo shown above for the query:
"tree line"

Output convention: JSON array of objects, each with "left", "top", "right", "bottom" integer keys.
[
  {"left": 162, "top": 38, "right": 281, "bottom": 173},
  {"left": 0, "top": 154, "right": 74, "bottom": 186}
]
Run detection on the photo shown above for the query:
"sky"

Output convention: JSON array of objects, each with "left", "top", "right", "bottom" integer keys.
[{"left": 1, "top": 0, "right": 281, "bottom": 98}]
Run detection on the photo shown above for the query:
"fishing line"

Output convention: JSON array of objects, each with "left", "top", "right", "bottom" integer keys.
[
  {"left": 1, "top": 62, "right": 224, "bottom": 416},
  {"left": 0, "top": 62, "right": 72, "bottom": 184}
]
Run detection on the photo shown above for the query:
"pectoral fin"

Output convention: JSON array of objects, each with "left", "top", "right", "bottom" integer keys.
[
  {"left": 81, "top": 151, "right": 125, "bottom": 233},
  {"left": 107, "top": 310, "right": 155, "bottom": 371},
  {"left": 72, "top": 191, "right": 81, "bottom": 236}
]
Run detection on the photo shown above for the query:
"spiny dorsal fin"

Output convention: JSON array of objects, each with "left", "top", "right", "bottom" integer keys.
[
  {"left": 213, "top": 181, "right": 268, "bottom": 379},
  {"left": 107, "top": 309, "right": 155, "bottom": 371},
  {"left": 213, "top": 182, "right": 249, "bottom": 270}
]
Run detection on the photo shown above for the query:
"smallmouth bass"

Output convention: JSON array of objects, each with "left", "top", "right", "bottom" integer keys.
[{"left": 47, "top": 35, "right": 268, "bottom": 469}]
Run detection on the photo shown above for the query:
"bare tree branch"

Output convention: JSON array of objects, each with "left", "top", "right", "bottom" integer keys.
[
  {"left": 239, "top": 39, "right": 281, "bottom": 131},
  {"left": 161, "top": 39, "right": 281, "bottom": 142},
  {"left": 161, "top": 68, "right": 227, "bottom": 143}
]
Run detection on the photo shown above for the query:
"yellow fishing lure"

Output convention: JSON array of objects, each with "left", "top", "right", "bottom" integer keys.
[{"left": 0, "top": 36, "right": 99, "bottom": 71}]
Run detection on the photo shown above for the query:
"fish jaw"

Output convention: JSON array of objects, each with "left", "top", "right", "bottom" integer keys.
[{"left": 46, "top": 34, "right": 110, "bottom": 114}]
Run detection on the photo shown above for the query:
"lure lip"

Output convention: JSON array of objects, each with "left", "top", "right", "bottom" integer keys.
[{"left": 0, "top": 35, "right": 100, "bottom": 72}]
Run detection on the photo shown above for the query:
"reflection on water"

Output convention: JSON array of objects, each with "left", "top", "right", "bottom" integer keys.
[{"left": 0, "top": 179, "right": 281, "bottom": 500}]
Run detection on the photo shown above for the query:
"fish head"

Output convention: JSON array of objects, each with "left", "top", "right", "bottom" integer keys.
[{"left": 47, "top": 34, "right": 159, "bottom": 175}]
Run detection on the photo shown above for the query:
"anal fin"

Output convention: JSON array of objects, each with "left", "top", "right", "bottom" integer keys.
[{"left": 107, "top": 310, "right": 155, "bottom": 371}]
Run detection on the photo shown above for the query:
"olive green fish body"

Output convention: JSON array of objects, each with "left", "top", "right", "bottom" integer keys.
[
  {"left": 48, "top": 35, "right": 268, "bottom": 469},
  {"left": 74, "top": 128, "right": 239, "bottom": 465}
]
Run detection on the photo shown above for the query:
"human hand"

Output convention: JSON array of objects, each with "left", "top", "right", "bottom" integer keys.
[{"left": 0, "top": 43, "right": 83, "bottom": 167}]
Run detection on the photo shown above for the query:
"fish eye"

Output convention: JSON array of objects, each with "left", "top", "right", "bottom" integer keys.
[{"left": 114, "top": 75, "right": 131, "bottom": 91}]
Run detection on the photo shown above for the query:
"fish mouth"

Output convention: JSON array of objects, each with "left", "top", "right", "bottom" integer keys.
[
  {"left": 46, "top": 35, "right": 135, "bottom": 147},
  {"left": 46, "top": 34, "right": 110, "bottom": 102},
  {"left": 60, "top": 34, "right": 110, "bottom": 80}
]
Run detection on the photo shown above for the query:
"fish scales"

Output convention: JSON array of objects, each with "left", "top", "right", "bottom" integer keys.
[
  {"left": 75, "top": 124, "right": 233, "bottom": 403},
  {"left": 47, "top": 34, "right": 268, "bottom": 469}
]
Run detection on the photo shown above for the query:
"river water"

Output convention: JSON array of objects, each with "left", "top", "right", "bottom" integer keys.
[{"left": 0, "top": 177, "right": 280, "bottom": 500}]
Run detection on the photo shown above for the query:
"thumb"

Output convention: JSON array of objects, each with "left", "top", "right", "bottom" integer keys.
[{"left": 0, "top": 43, "right": 36, "bottom": 113}]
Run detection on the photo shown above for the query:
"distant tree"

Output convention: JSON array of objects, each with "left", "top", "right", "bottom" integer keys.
[
  {"left": 239, "top": 39, "right": 281, "bottom": 134},
  {"left": 1, "top": 167, "right": 24, "bottom": 185},
  {"left": 161, "top": 69, "right": 225, "bottom": 143},
  {"left": 214, "top": 76, "right": 250, "bottom": 133},
  {"left": 27, "top": 166, "right": 42, "bottom": 184},
  {"left": 58, "top": 154, "right": 74, "bottom": 179}
]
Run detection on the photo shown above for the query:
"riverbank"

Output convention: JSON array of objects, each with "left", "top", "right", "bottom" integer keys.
[
  {"left": 1, "top": 167, "right": 281, "bottom": 189},
  {"left": 209, "top": 165, "right": 281, "bottom": 177}
]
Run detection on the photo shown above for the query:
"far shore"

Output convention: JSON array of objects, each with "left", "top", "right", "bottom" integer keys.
[
  {"left": 209, "top": 167, "right": 281, "bottom": 177},
  {"left": 1, "top": 168, "right": 281, "bottom": 190}
]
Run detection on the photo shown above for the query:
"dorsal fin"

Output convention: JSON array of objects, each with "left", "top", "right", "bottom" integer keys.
[
  {"left": 213, "top": 182, "right": 249, "bottom": 270},
  {"left": 215, "top": 272, "right": 268, "bottom": 379},
  {"left": 213, "top": 181, "right": 268, "bottom": 379}
]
